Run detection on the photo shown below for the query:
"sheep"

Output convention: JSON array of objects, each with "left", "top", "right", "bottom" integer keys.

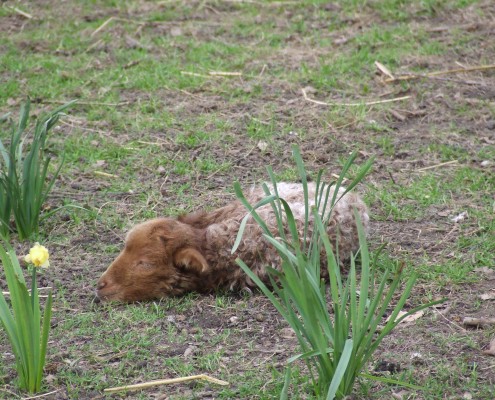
[{"left": 96, "top": 182, "right": 369, "bottom": 302}]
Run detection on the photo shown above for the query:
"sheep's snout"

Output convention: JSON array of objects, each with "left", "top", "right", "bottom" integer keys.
[
  {"left": 95, "top": 274, "right": 117, "bottom": 301},
  {"left": 96, "top": 278, "right": 107, "bottom": 290}
]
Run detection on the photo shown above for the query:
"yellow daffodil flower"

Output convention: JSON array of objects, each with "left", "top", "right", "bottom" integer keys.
[{"left": 24, "top": 243, "right": 50, "bottom": 268}]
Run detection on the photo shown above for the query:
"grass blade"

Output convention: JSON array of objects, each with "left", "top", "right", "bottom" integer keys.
[{"left": 327, "top": 339, "right": 353, "bottom": 400}]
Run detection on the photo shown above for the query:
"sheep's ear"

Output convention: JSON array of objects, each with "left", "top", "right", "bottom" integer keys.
[{"left": 173, "top": 248, "right": 209, "bottom": 274}]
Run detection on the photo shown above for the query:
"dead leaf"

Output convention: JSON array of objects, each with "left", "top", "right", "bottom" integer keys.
[
  {"left": 391, "top": 390, "right": 410, "bottom": 399},
  {"left": 387, "top": 310, "right": 425, "bottom": 325},
  {"left": 334, "top": 36, "right": 350, "bottom": 45},
  {"left": 93, "top": 160, "right": 107, "bottom": 168},
  {"left": 474, "top": 267, "right": 493, "bottom": 274},
  {"left": 480, "top": 136, "right": 495, "bottom": 144},
  {"left": 410, "top": 352, "right": 425, "bottom": 365},
  {"left": 125, "top": 35, "right": 150, "bottom": 50},
  {"left": 176, "top": 315, "right": 186, "bottom": 322},
  {"left": 375, "top": 61, "right": 395, "bottom": 79},
  {"left": 479, "top": 291, "right": 495, "bottom": 301},
  {"left": 451, "top": 211, "right": 468, "bottom": 223},
  {"left": 388, "top": 108, "right": 406, "bottom": 121},
  {"left": 279, "top": 327, "right": 296, "bottom": 339},
  {"left": 483, "top": 338, "right": 495, "bottom": 356},
  {"left": 474, "top": 267, "right": 495, "bottom": 280},
  {"left": 183, "top": 346, "right": 195, "bottom": 358},
  {"left": 302, "top": 85, "right": 317, "bottom": 94}
]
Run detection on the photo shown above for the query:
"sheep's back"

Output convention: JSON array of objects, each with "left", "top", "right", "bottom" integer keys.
[{"left": 203, "top": 182, "right": 368, "bottom": 288}]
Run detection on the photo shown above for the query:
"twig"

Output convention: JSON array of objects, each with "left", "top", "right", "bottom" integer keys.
[
  {"left": 209, "top": 71, "right": 242, "bottom": 76},
  {"left": 388, "top": 108, "right": 406, "bottom": 121},
  {"left": 22, "top": 389, "right": 60, "bottom": 400},
  {"left": 331, "top": 174, "right": 348, "bottom": 183},
  {"left": 181, "top": 71, "right": 210, "bottom": 78},
  {"left": 91, "top": 17, "right": 114, "bottom": 37},
  {"left": 219, "top": 0, "right": 298, "bottom": 5},
  {"left": 205, "top": 165, "right": 228, "bottom": 180},
  {"left": 0, "top": 388, "right": 20, "bottom": 399},
  {"left": 463, "top": 317, "right": 495, "bottom": 328},
  {"left": 428, "top": 225, "right": 459, "bottom": 251},
  {"left": 124, "top": 60, "right": 141, "bottom": 69},
  {"left": 385, "top": 64, "right": 495, "bottom": 83},
  {"left": 416, "top": 160, "right": 458, "bottom": 172},
  {"left": 7, "top": 6, "right": 33, "bottom": 19},
  {"left": 43, "top": 100, "right": 129, "bottom": 107},
  {"left": 94, "top": 171, "right": 119, "bottom": 178},
  {"left": 375, "top": 61, "right": 394, "bottom": 80},
  {"left": 433, "top": 308, "right": 466, "bottom": 332},
  {"left": 180, "top": 71, "right": 242, "bottom": 78},
  {"left": 3, "top": 287, "right": 52, "bottom": 296},
  {"left": 104, "top": 374, "right": 229, "bottom": 393},
  {"left": 136, "top": 140, "right": 165, "bottom": 146},
  {"left": 85, "top": 38, "right": 104, "bottom": 53},
  {"left": 259, "top": 63, "right": 267, "bottom": 77},
  {"left": 58, "top": 119, "right": 110, "bottom": 136},
  {"left": 301, "top": 88, "right": 411, "bottom": 107},
  {"left": 424, "top": 76, "right": 489, "bottom": 86}
]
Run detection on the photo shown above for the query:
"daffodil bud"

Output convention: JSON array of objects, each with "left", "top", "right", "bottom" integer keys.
[{"left": 24, "top": 243, "right": 50, "bottom": 268}]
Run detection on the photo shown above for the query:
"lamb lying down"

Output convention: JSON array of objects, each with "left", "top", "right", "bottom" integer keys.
[{"left": 96, "top": 182, "right": 369, "bottom": 302}]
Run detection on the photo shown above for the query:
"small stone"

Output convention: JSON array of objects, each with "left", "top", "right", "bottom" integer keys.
[
  {"left": 480, "top": 160, "right": 492, "bottom": 167},
  {"left": 170, "top": 27, "right": 182, "bottom": 37},
  {"left": 255, "top": 313, "right": 265, "bottom": 322},
  {"left": 257, "top": 141, "right": 268, "bottom": 152},
  {"left": 279, "top": 327, "right": 296, "bottom": 339},
  {"left": 183, "top": 346, "right": 195, "bottom": 358},
  {"left": 486, "top": 120, "right": 495, "bottom": 130},
  {"left": 410, "top": 352, "right": 424, "bottom": 365},
  {"left": 302, "top": 85, "right": 317, "bottom": 94}
]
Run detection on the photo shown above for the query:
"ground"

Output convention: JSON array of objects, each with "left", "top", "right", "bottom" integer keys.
[{"left": 0, "top": 0, "right": 494, "bottom": 399}]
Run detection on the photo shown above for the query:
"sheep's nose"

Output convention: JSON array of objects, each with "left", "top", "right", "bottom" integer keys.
[{"left": 96, "top": 279, "right": 107, "bottom": 290}]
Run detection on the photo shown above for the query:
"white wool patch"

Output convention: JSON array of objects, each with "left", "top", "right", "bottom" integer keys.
[
  {"left": 202, "top": 181, "right": 369, "bottom": 291},
  {"left": 253, "top": 182, "right": 347, "bottom": 222}
]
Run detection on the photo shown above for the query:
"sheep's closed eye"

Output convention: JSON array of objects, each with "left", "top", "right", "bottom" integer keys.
[{"left": 136, "top": 261, "right": 154, "bottom": 269}]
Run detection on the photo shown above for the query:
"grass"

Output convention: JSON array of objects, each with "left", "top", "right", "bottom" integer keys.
[{"left": 1, "top": 0, "right": 494, "bottom": 398}]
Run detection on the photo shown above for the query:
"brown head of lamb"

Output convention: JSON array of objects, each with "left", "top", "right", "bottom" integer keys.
[{"left": 96, "top": 182, "right": 369, "bottom": 302}]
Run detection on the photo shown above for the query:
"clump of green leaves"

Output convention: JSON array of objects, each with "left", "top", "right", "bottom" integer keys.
[
  {"left": 0, "top": 99, "right": 75, "bottom": 240},
  {"left": 234, "top": 145, "right": 440, "bottom": 399},
  {"left": 0, "top": 242, "right": 53, "bottom": 393}
]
